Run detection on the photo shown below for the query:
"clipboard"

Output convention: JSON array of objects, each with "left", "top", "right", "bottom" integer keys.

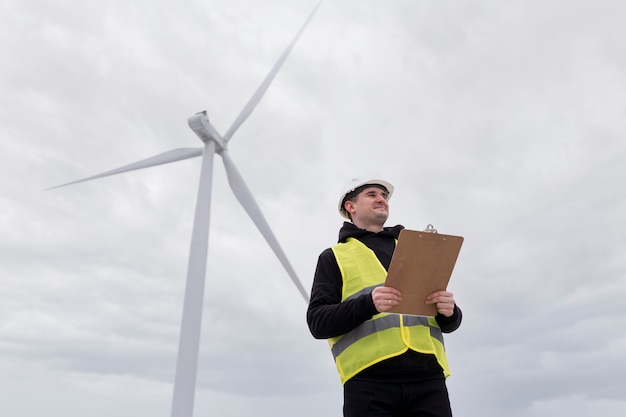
[{"left": 384, "top": 227, "right": 463, "bottom": 316}]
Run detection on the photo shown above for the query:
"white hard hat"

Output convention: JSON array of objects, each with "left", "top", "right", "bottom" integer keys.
[{"left": 338, "top": 178, "right": 394, "bottom": 219}]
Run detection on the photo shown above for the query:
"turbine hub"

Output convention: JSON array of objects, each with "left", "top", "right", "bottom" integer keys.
[{"left": 188, "top": 111, "right": 227, "bottom": 152}]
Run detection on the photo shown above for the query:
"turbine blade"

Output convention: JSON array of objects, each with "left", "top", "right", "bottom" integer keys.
[
  {"left": 222, "top": 0, "right": 323, "bottom": 143},
  {"left": 47, "top": 147, "right": 203, "bottom": 190},
  {"left": 221, "top": 151, "right": 310, "bottom": 302}
]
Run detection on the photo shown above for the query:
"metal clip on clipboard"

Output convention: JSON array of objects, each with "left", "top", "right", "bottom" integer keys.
[{"left": 424, "top": 224, "right": 437, "bottom": 234}]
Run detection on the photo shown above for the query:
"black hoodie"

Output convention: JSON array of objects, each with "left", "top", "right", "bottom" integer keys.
[{"left": 307, "top": 222, "right": 462, "bottom": 381}]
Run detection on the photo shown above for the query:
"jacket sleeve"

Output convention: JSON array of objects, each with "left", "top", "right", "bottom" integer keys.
[
  {"left": 435, "top": 304, "right": 463, "bottom": 333},
  {"left": 307, "top": 248, "right": 379, "bottom": 339}
]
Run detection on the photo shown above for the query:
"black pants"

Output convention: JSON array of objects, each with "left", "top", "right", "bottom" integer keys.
[{"left": 343, "top": 376, "right": 453, "bottom": 417}]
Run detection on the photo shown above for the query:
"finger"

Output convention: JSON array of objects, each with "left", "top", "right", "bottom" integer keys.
[
  {"left": 427, "top": 290, "right": 453, "bottom": 299},
  {"left": 379, "top": 296, "right": 399, "bottom": 306},
  {"left": 425, "top": 296, "right": 440, "bottom": 304},
  {"left": 426, "top": 293, "right": 454, "bottom": 304},
  {"left": 375, "top": 295, "right": 401, "bottom": 312},
  {"left": 378, "top": 286, "right": 401, "bottom": 297},
  {"left": 387, "top": 288, "right": 402, "bottom": 297},
  {"left": 437, "top": 306, "right": 454, "bottom": 317},
  {"left": 373, "top": 287, "right": 401, "bottom": 301},
  {"left": 376, "top": 299, "right": 390, "bottom": 313}
]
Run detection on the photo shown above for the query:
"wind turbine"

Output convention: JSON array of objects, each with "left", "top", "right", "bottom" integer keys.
[{"left": 50, "top": 2, "right": 322, "bottom": 416}]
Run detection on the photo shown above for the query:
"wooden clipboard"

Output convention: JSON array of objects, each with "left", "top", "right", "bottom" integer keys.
[{"left": 385, "top": 228, "right": 463, "bottom": 316}]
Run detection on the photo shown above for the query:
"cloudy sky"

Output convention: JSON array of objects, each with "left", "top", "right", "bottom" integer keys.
[{"left": 2, "top": 0, "right": 625, "bottom": 416}]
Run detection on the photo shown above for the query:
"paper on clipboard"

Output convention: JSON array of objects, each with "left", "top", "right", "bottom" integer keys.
[{"left": 385, "top": 228, "right": 463, "bottom": 316}]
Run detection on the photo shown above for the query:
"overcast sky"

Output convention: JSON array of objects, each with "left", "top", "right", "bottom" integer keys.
[{"left": 2, "top": 0, "right": 626, "bottom": 416}]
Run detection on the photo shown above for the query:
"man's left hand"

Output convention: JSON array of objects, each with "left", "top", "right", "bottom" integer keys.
[{"left": 425, "top": 291, "right": 456, "bottom": 317}]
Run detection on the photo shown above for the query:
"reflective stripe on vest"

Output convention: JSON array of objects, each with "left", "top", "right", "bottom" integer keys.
[{"left": 329, "top": 237, "right": 451, "bottom": 384}]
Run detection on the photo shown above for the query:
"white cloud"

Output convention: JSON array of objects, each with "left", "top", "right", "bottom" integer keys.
[{"left": 1, "top": 0, "right": 626, "bottom": 416}]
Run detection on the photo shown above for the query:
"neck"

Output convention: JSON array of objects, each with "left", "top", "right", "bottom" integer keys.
[{"left": 352, "top": 220, "right": 384, "bottom": 233}]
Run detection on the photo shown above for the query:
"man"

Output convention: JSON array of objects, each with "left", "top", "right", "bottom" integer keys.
[{"left": 307, "top": 178, "right": 462, "bottom": 417}]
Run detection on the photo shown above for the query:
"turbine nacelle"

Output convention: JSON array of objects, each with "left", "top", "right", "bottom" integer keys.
[{"left": 188, "top": 111, "right": 227, "bottom": 152}]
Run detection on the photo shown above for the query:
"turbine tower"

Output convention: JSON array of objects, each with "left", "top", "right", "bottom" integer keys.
[{"left": 50, "top": 2, "right": 322, "bottom": 416}]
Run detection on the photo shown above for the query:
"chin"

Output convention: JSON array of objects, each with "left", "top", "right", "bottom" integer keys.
[{"left": 375, "top": 213, "right": 389, "bottom": 222}]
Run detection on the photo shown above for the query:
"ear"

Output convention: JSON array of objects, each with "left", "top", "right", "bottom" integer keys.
[{"left": 343, "top": 200, "right": 356, "bottom": 216}]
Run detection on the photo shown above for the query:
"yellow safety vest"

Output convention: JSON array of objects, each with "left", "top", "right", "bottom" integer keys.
[{"left": 329, "top": 237, "right": 451, "bottom": 384}]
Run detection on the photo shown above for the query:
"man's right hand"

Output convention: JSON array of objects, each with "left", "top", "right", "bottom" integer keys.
[{"left": 372, "top": 286, "right": 402, "bottom": 312}]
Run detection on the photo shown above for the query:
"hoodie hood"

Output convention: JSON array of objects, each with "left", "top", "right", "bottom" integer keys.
[{"left": 337, "top": 221, "right": 404, "bottom": 243}]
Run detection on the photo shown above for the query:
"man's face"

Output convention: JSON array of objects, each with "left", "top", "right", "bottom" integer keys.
[{"left": 347, "top": 186, "right": 390, "bottom": 227}]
